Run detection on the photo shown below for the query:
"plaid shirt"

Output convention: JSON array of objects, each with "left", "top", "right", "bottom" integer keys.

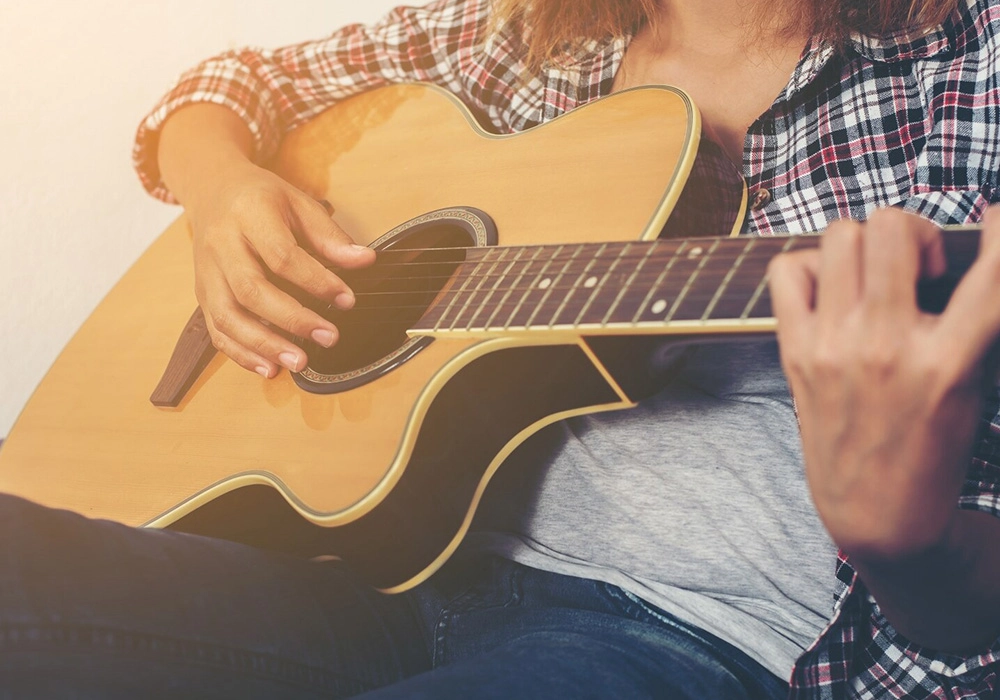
[{"left": 134, "top": 0, "right": 1000, "bottom": 696}]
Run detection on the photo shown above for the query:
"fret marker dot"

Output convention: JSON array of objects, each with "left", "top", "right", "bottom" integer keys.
[
  {"left": 584, "top": 276, "right": 598, "bottom": 288},
  {"left": 688, "top": 246, "right": 704, "bottom": 259},
  {"left": 538, "top": 278, "right": 552, "bottom": 290},
  {"left": 651, "top": 300, "right": 668, "bottom": 315}
]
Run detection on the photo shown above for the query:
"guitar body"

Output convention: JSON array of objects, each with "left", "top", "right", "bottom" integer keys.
[{"left": 0, "top": 84, "right": 746, "bottom": 591}]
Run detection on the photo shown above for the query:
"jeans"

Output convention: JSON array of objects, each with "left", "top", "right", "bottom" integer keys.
[{"left": 0, "top": 494, "right": 789, "bottom": 699}]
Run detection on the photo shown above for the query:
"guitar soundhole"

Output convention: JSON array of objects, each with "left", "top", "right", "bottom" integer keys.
[{"left": 292, "top": 208, "right": 495, "bottom": 394}]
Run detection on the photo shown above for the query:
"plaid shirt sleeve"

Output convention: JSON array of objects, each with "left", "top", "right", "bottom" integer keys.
[
  {"left": 788, "top": 395, "right": 1000, "bottom": 700},
  {"left": 783, "top": 2, "right": 1000, "bottom": 694},
  {"left": 811, "top": 392, "right": 1000, "bottom": 700},
  {"left": 133, "top": 0, "right": 514, "bottom": 202}
]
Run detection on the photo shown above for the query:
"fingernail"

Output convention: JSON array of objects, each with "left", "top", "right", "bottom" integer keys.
[
  {"left": 278, "top": 352, "right": 301, "bottom": 372},
  {"left": 351, "top": 244, "right": 370, "bottom": 253},
  {"left": 255, "top": 365, "right": 272, "bottom": 379},
  {"left": 311, "top": 328, "right": 335, "bottom": 347},
  {"left": 335, "top": 292, "right": 355, "bottom": 310}
]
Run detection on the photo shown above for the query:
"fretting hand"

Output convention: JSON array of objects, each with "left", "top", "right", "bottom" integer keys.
[{"left": 768, "top": 207, "right": 1000, "bottom": 563}]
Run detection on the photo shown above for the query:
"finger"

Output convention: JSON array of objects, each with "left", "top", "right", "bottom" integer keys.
[
  {"left": 291, "top": 195, "right": 376, "bottom": 270},
  {"left": 205, "top": 322, "right": 278, "bottom": 378},
  {"left": 197, "top": 263, "right": 318, "bottom": 373},
  {"left": 204, "top": 297, "right": 315, "bottom": 374},
  {"left": 862, "top": 209, "right": 944, "bottom": 317},
  {"left": 768, "top": 248, "right": 819, "bottom": 355},
  {"left": 934, "top": 207, "right": 1000, "bottom": 368},
  {"left": 223, "top": 261, "right": 341, "bottom": 351},
  {"left": 816, "top": 219, "right": 863, "bottom": 321},
  {"left": 242, "top": 212, "right": 361, "bottom": 311}
]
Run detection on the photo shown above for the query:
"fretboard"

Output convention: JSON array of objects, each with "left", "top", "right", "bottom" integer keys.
[{"left": 410, "top": 229, "right": 979, "bottom": 337}]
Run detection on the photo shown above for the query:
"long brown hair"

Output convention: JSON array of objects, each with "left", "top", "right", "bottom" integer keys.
[{"left": 492, "top": 0, "right": 957, "bottom": 69}]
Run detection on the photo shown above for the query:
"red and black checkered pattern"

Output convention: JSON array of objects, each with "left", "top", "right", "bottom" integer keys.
[{"left": 134, "top": 1, "right": 1000, "bottom": 696}]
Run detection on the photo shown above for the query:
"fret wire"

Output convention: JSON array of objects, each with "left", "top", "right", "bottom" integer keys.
[
  {"left": 551, "top": 243, "right": 605, "bottom": 327},
  {"left": 483, "top": 246, "right": 534, "bottom": 330},
  {"left": 527, "top": 244, "right": 583, "bottom": 328},
  {"left": 664, "top": 239, "right": 720, "bottom": 322},
  {"left": 605, "top": 241, "right": 665, "bottom": 326},
  {"left": 506, "top": 244, "right": 563, "bottom": 329},
  {"left": 787, "top": 236, "right": 819, "bottom": 252},
  {"left": 448, "top": 250, "right": 504, "bottom": 331},
  {"left": 574, "top": 242, "right": 624, "bottom": 326},
  {"left": 740, "top": 237, "right": 797, "bottom": 319},
  {"left": 701, "top": 238, "right": 755, "bottom": 321},
  {"left": 435, "top": 254, "right": 491, "bottom": 331},
  {"left": 463, "top": 247, "right": 517, "bottom": 330},
  {"left": 628, "top": 241, "right": 691, "bottom": 324}
]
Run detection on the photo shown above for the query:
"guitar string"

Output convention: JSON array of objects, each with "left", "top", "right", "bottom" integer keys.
[
  {"left": 337, "top": 245, "right": 813, "bottom": 289},
  {"left": 320, "top": 226, "right": 976, "bottom": 274},
  {"left": 334, "top": 235, "right": 960, "bottom": 303},
  {"left": 321, "top": 223, "right": 977, "bottom": 263},
  {"left": 305, "top": 304, "right": 776, "bottom": 329},
  {"left": 344, "top": 255, "right": 781, "bottom": 291},
  {"left": 308, "top": 281, "right": 777, "bottom": 322},
  {"left": 302, "top": 259, "right": 939, "bottom": 325},
  {"left": 339, "top": 284, "right": 775, "bottom": 315},
  {"left": 311, "top": 250, "right": 803, "bottom": 319},
  {"left": 342, "top": 252, "right": 782, "bottom": 277},
  {"left": 283, "top": 234, "right": 962, "bottom": 322},
  {"left": 341, "top": 238, "right": 818, "bottom": 268},
  {"left": 330, "top": 258, "right": 804, "bottom": 314},
  {"left": 328, "top": 265, "right": 778, "bottom": 302}
]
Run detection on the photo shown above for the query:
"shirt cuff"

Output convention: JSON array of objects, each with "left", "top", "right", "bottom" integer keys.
[
  {"left": 867, "top": 593, "right": 1000, "bottom": 681},
  {"left": 132, "top": 50, "right": 281, "bottom": 203}
]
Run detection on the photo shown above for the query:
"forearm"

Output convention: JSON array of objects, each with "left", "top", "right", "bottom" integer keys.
[
  {"left": 851, "top": 509, "right": 1000, "bottom": 652},
  {"left": 157, "top": 103, "right": 256, "bottom": 212},
  {"left": 136, "top": 1, "right": 491, "bottom": 201}
]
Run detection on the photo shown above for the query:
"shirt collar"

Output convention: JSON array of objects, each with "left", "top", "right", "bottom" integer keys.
[
  {"left": 847, "top": 22, "right": 953, "bottom": 63},
  {"left": 603, "top": 19, "right": 952, "bottom": 108},
  {"left": 778, "top": 21, "right": 952, "bottom": 104}
]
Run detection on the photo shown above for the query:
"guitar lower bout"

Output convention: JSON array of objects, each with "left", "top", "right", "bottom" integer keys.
[{"left": 167, "top": 337, "right": 634, "bottom": 592}]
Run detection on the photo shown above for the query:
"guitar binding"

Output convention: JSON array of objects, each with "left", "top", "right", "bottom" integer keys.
[{"left": 293, "top": 207, "right": 498, "bottom": 395}]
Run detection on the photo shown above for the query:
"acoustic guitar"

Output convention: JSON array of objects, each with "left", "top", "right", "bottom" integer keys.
[{"left": 0, "top": 83, "right": 977, "bottom": 592}]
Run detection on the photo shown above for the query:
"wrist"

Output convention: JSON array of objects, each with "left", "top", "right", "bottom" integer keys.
[
  {"left": 176, "top": 155, "right": 263, "bottom": 221},
  {"left": 157, "top": 103, "right": 257, "bottom": 213},
  {"left": 846, "top": 507, "right": 971, "bottom": 575},
  {"left": 819, "top": 486, "right": 958, "bottom": 566}
]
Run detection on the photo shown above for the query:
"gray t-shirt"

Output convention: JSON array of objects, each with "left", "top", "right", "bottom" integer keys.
[{"left": 470, "top": 339, "right": 837, "bottom": 679}]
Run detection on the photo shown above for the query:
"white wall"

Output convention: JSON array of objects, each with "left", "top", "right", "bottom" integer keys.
[{"left": 0, "top": 0, "right": 401, "bottom": 437}]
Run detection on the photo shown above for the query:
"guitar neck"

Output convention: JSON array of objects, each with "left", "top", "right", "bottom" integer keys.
[{"left": 411, "top": 227, "right": 982, "bottom": 338}]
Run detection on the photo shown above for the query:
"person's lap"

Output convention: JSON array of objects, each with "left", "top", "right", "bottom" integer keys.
[
  {"left": 0, "top": 493, "right": 425, "bottom": 698},
  {"left": 0, "top": 493, "right": 787, "bottom": 699}
]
